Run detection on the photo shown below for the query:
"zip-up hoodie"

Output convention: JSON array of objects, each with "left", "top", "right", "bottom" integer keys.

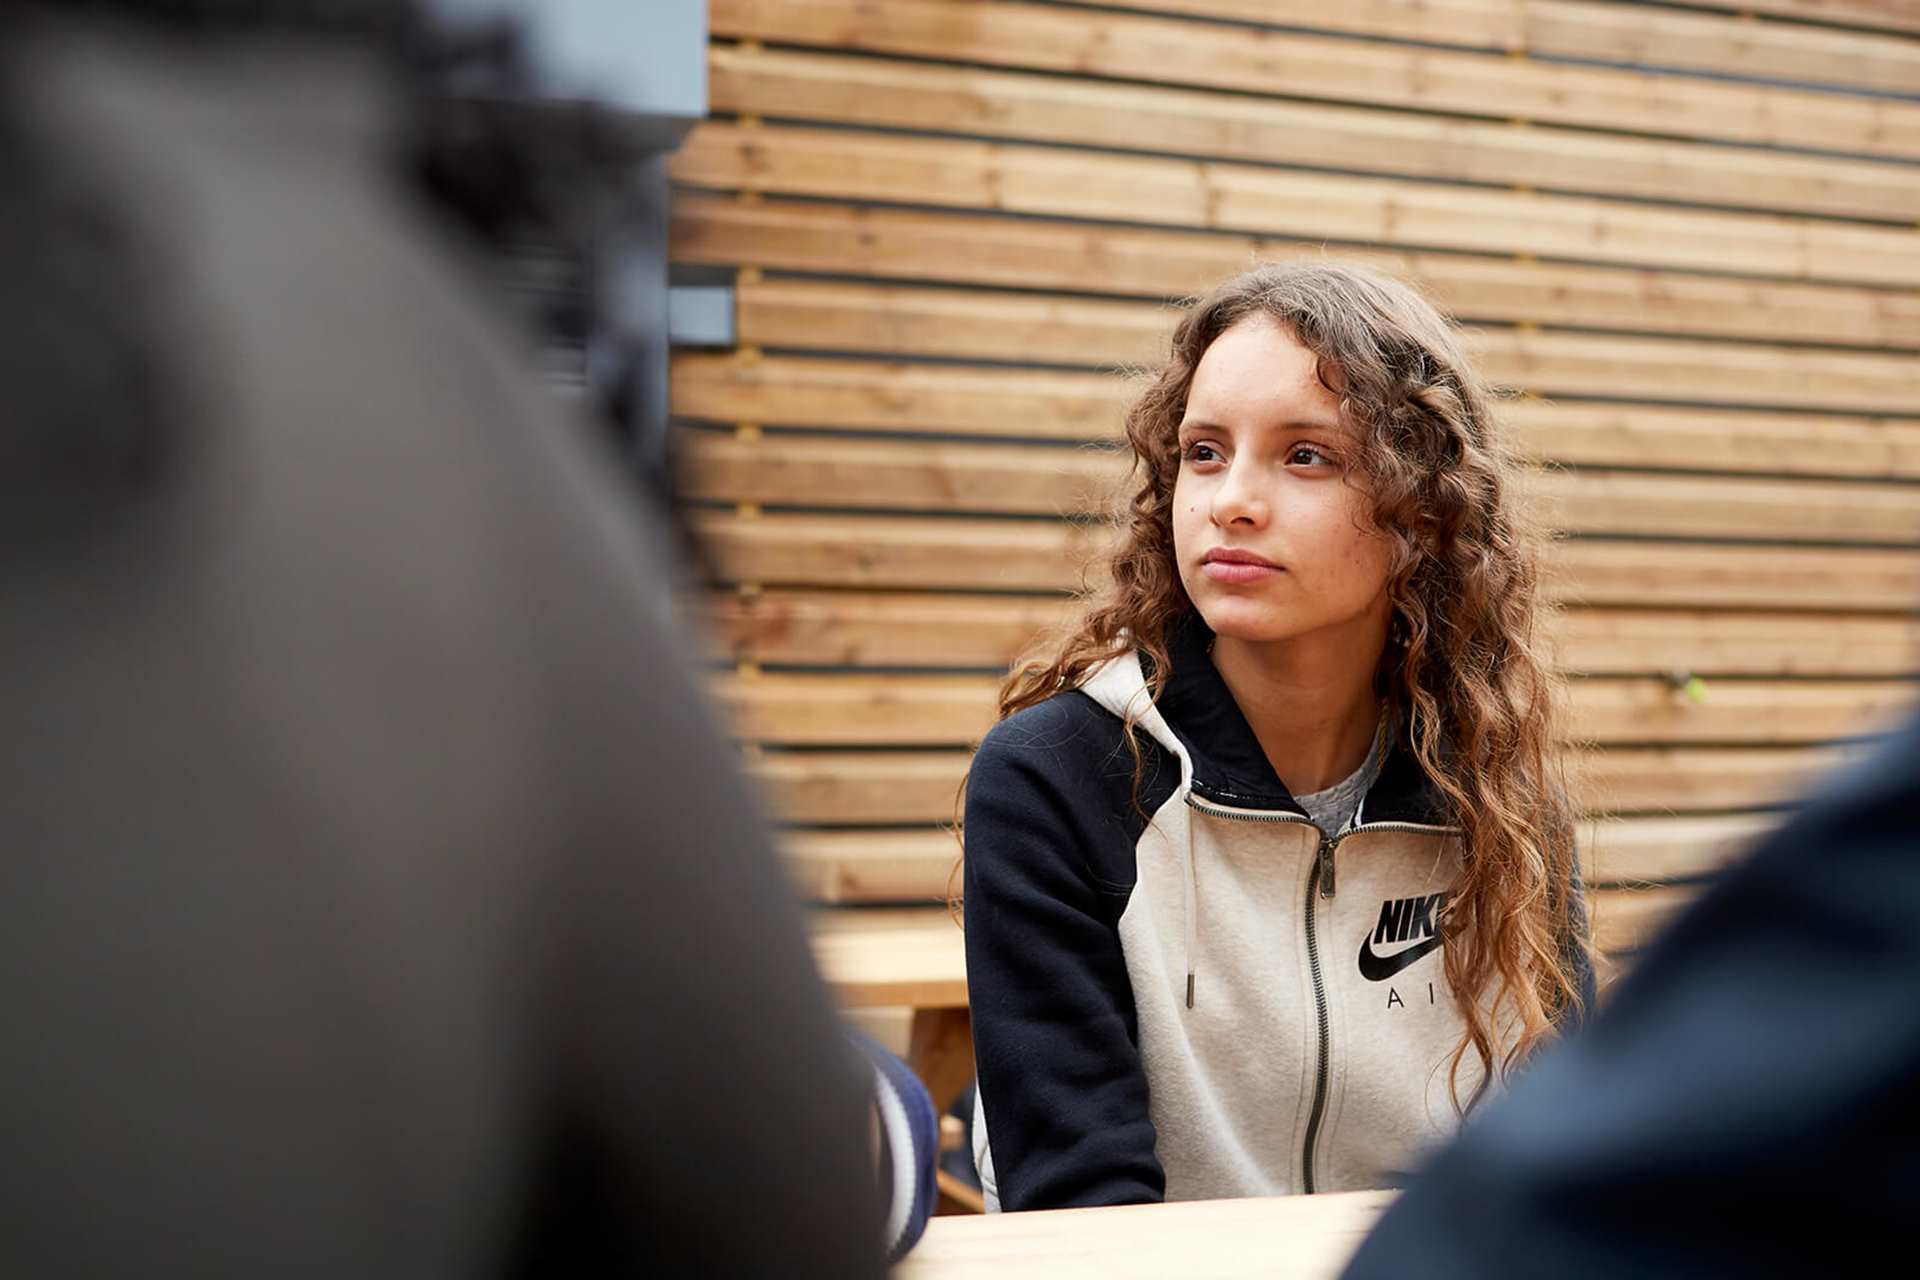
[{"left": 963, "top": 615, "right": 1592, "bottom": 1212}]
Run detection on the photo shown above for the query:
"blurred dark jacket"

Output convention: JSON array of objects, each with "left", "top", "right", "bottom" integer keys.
[
  {"left": 1345, "top": 709, "right": 1920, "bottom": 1278},
  {"left": 0, "top": 12, "right": 884, "bottom": 1277}
]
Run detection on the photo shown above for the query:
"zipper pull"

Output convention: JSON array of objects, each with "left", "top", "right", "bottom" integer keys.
[{"left": 1317, "top": 833, "right": 1337, "bottom": 899}]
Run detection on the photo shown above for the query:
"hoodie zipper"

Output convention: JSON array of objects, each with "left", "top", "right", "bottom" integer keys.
[
  {"left": 1184, "top": 793, "right": 1461, "bottom": 1194},
  {"left": 1301, "top": 841, "right": 1332, "bottom": 1194}
]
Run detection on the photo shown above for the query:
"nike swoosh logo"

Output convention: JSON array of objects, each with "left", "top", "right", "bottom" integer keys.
[{"left": 1358, "top": 933, "right": 1444, "bottom": 982}]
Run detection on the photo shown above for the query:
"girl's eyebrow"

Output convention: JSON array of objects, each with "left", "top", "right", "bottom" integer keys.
[{"left": 1179, "top": 416, "right": 1345, "bottom": 434}]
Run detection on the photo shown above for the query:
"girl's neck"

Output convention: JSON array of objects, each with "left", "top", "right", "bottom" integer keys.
[{"left": 1210, "top": 623, "right": 1388, "bottom": 797}]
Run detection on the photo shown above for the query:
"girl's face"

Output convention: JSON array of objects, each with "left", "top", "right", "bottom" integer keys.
[{"left": 1172, "top": 315, "right": 1395, "bottom": 650}]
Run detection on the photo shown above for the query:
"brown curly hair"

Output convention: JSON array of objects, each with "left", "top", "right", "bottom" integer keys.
[{"left": 976, "top": 262, "right": 1589, "bottom": 1105}]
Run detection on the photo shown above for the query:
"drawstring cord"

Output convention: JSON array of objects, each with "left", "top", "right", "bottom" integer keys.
[
  {"left": 1185, "top": 838, "right": 1199, "bottom": 1009},
  {"left": 1183, "top": 704, "right": 1390, "bottom": 1012}
]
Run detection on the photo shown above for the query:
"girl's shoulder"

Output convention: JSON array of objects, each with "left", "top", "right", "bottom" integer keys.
[
  {"left": 969, "top": 690, "right": 1182, "bottom": 876},
  {"left": 976, "top": 688, "right": 1135, "bottom": 777},
  {"left": 977, "top": 648, "right": 1160, "bottom": 767}
]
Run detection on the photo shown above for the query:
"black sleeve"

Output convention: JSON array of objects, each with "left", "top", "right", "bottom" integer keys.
[
  {"left": 963, "top": 696, "right": 1171, "bottom": 1211},
  {"left": 1345, "top": 715, "right": 1920, "bottom": 1279}
]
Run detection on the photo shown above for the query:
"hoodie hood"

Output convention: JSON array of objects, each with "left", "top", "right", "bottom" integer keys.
[{"left": 1087, "top": 612, "right": 1452, "bottom": 827}]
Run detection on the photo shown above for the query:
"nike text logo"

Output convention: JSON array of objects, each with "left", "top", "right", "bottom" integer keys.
[{"left": 1358, "top": 890, "right": 1453, "bottom": 981}]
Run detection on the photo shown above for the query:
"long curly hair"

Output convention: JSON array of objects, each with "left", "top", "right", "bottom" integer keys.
[{"left": 986, "top": 262, "right": 1588, "bottom": 1102}]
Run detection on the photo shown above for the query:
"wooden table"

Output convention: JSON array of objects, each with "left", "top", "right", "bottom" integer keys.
[
  {"left": 894, "top": 1190, "right": 1395, "bottom": 1279},
  {"left": 812, "top": 911, "right": 974, "bottom": 1114},
  {"left": 812, "top": 911, "right": 968, "bottom": 1011}
]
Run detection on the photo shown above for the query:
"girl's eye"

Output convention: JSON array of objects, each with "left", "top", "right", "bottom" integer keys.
[
  {"left": 1182, "top": 442, "right": 1222, "bottom": 464},
  {"left": 1289, "top": 446, "right": 1334, "bottom": 468}
]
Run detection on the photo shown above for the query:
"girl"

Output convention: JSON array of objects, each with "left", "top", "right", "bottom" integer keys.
[{"left": 962, "top": 263, "right": 1593, "bottom": 1212}]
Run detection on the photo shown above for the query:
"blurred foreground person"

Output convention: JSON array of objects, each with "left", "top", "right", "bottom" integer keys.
[
  {"left": 0, "top": 2, "right": 886, "bottom": 1275},
  {"left": 1346, "top": 710, "right": 1920, "bottom": 1277}
]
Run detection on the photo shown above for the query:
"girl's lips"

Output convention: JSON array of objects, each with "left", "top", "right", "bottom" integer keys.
[{"left": 1200, "top": 559, "right": 1284, "bottom": 584}]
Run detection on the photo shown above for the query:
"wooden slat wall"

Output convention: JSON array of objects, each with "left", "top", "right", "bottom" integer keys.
[
  {"left": 672, "top": 0, "right": 1920, "bottom": 965},
  {"left": 710, "top": 0, "right": 1920, "bottom": 161},
  {"left": 705, "top": 48, "right": 1920, "bottom": 221}
]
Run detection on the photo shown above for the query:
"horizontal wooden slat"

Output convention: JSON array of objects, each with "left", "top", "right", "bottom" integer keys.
[
  {"left": 672, "top": 354, "right": 1920, "bottom": 482},
  {"left": 755, "top": 743, "right": 1855, "bottom": 824},
  {"left": 708, "top": 591, "right": 1920, "bottom": 676},
  {"left": 724, "top": 672, "right": 994, "bottom": 746},
  {"left": 672, "top": 197, "right": 1920, "bottom": 352},
  {"left": 1526, "top": 1, "right": 1920, "bottom": 96},
  {"left": 733, "top": 279, "right": 1920, "bottom": 415},
  {"left": 1572, "top": 743, "right": 1856, "bottom": 814},
  {"left": 1476, "top": 331, "right": 1920, "bottom": 416},
  {"left": 1481, "top": 679, "right": 1905, "bottom": 745},
  {"left": 713, "top": 591, "right": 1059, "bottom": 669},
  {"left": 1580, "top": 813, "right": 1776, "bottom": 885},
  {"left": 784, "top": 814, "right": 1766, "bottom": 903},
  {"left": 789, "top": 829, "right": 961, "bottom": 904},
  {"left": 710, "top": 0, "right": 1920, "bottom": 162},
  {"left": 813, "top": 906, "right": 959, "bottom": 934},
  {"left": 720, "top": 671, "right": 1916, "bottom": 746},
  {"left": 677, "top": 429, "right": 1920, "bottom": 545},
  {"left": 1590, "top": 885, "right": 1696, "bottom": 955},
  {"left": 1089, "top": 0, "right": 1920, "bottom": 96},
  {"left": 674, "top": 123, "right": 1920, "bottom": 290},
  {"left": 757, "top": 750, "right": 971, "bottom": 826},
  {"left": 1545, "top": 539, "right": 1920, "bottom": 611},
  {"left": 1548, "top": 609, "right": 1920, "bottom": 677},
  {"left": 734, "top": 277, "right": 1166, "bottom": 369},
  {"left": 810, "top": 914, "right": 967, "bottom": 1008},
  {"left": 675, "top": 429, "right": 1124, "bottom": 519},
  {"left": 697, "top": 512, "right": 1920, "bottom": 610},
  {"left": 709, "top": 46, "right": 1920, "bottom": 222},
  {"left": 673, "top": 352, "right": 1128, "bottom": 443},
  {"left": 1672, "top": 0, "right": 1920, "bottom": 38},
  {"left": 1084, "top": 0, "right": 1524, "bottom": 50},
  {"left": 697, "top": 511, "right": 1106, "bottom": 593},
  {"left": 1530, "top": 470, "right": 1920, "bottom": 547}
]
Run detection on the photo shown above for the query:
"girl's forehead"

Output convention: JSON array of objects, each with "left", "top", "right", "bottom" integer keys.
[
  {"left": 1190, "top": 318, "right": 1344, "bottom": 401},
  {"left": 1184, "top": 320, "right": 1347, "bottom": 433}
]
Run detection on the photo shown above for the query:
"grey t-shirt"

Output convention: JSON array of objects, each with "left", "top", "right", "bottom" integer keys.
[{"left": 1294, "top": 716, "right": 1389, "bottom": 836}]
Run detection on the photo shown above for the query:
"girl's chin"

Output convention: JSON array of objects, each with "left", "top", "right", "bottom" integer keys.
[
  {"left": 1196, "top": 601, "right": 1395, "bottom": 659},
  {"left": 1192, "top": 601, "right": 1311, "bottom": 645}
]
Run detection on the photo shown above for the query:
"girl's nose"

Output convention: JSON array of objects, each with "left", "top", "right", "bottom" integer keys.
[{"left": 1210, "top": 460, "right": 1270, "bottom": 528}]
